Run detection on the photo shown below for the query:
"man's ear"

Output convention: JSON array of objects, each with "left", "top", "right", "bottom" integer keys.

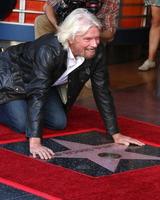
[{"left": 68, "top": 38, "right": 74, "bottom": 45}]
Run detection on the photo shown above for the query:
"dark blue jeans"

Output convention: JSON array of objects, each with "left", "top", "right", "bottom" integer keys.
[{"left": 0, "top": 88, "right": 67, "bottom": 133}]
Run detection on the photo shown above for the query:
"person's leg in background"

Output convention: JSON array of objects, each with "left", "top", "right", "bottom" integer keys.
[
  {"left": 34, "top": 14, "right": 57, "bottom": 39},
  {"left": 139, "top": 5, "right": 160, "bottom": 71}
]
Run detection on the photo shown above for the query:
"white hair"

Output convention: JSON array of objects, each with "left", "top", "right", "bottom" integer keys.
[{"left": 56, "top": 8, "right": 102, "bottom": 49}]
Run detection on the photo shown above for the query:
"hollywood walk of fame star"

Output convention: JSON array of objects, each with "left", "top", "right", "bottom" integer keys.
[{"left": 51, "top": 138, "right": 160, "bottom": 172}]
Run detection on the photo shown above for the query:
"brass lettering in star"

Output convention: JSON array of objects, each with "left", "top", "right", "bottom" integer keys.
[{"left": 52, "top": 139, "right": 160, "bottom": 172}]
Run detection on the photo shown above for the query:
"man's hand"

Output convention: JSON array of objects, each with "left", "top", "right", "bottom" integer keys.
[
  {"left": 29, "top": 137, "right": 55, "bottom": 160},
  {"left": 100, "top": 30, "right": 115, "bottom": 42},
  {"left": 112, "top": 133, "right": 145, "bottom": 146}
]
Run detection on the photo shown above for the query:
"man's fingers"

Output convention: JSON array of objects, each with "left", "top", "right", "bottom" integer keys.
[
  {"left": 38, "top": 149, "right": 54, "bottom": 160},
  {"left": 113, "top": 133, "right": 145, "bottom": 147},
  {"left": 37, "top": 150, "right": 46, "bottom": 160},
  {"left": 122, "top": 141, "right": 130, "bottom": 146},
  {"left": 30, "top": 146, "right": 55, "bottom": 160},
  {"left": 43, "top": 147, "right": 55, "bottom": 159},
  {"left": 126, "top": 138, "right": 145, "bottom": 146},
  {"left": 133, "top": 140, "right": 144, "bottom": 146},
  {"left": 32, "top": 152, "right": 37, "bottom": 158},
  {"left": 46, "top": 147, "right": 55, "bottom": 156}
]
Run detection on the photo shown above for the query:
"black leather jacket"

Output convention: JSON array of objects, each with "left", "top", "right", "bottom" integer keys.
[{"left": 0, "top": 33, "right": 119, "bottom": 138}]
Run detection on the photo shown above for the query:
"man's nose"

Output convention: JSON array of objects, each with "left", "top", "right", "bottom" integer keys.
[{"left": 91, "top": 39, "right": 98, "bottom": 47}]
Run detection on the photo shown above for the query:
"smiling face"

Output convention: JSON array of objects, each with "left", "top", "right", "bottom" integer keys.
[{"left": 68, "top": 26, "right": 100, "bottom": 59}]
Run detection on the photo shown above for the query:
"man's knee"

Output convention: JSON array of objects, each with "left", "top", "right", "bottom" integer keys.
[
  {"left": 45, "top": 114, "right": 67, "bottom": 130},
  {"left": 55, "top": 117, "right": 67, "bottom": 130},
  {"left": 11, "top": 115, "right": 27, "bottom": 133}
]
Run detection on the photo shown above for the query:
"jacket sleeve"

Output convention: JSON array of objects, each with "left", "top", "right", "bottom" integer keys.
[
  {"left": 26, "top": 45, "right": 55, "bottom": 138},
  {"left": 91, "top": 44, "right": 119, "bottom": 135}
]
